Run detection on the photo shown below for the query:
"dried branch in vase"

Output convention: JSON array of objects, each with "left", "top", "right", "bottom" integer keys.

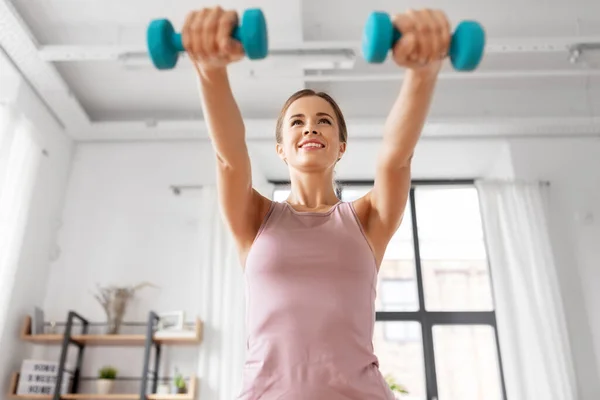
[{"left": 92, "top": 281, "right": 158, "bottom": 334}]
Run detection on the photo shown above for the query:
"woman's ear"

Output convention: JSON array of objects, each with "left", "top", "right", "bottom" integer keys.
[
  {"left": 338, "top": 142, "right": 347, "bottom": 161},
  {"left": 276, "top": 143, "right": 287, "bottom": 164}
]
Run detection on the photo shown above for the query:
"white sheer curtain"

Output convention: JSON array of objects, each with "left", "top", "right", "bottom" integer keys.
[
  {"left": 192, "top": 183, "right": 250, "bottom": 399},
  {"left": 0, "top": 104, "right": 42, "bottom": 335},
  {"left": 475, "top": 180, "right": 577, "bottom": 400},
  {"left": 195, "top": 181, "right": 274, "bottom": 399}
]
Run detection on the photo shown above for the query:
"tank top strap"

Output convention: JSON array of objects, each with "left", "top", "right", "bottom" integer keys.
[{"left": 254, "top": 200, "right": 284, "bottom": 240}]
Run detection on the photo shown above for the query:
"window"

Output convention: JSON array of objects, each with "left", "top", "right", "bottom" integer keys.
[
  {"left": 380, "top": 279, "right": 418, "bottom": 311},
  {"left": 273, "top": 181, "right": 506, "bottom": 400}
]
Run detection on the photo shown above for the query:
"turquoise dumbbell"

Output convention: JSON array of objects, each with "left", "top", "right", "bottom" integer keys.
[
  {"left": 147, "top": 8, "right": 268, "bottom": 70},
  {"left": 361, "top": 11, "right": 485, "bottom": 71}
]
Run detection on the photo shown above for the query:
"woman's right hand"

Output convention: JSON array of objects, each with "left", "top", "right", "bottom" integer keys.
[{"left": 182, "top": 6, "right": 245, "bottom": 73}]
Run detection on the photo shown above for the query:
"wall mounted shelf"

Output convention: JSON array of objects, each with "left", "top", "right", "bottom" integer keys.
[
  {"left": 21, "top": 316, "right": 203, "bottom": 345},
  {"left": 10, "top": 311, "right": 202, "bottom": 400},
  {"left": 9, "top": 373, "right": 197, "bottom": 399}
]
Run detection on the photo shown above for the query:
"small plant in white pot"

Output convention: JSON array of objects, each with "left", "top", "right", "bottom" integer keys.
[
  {"left": 97, "top": 366, "right": 117, "bottom": 394},
  {"left": 173, "top": 370, "right": 187, "bottom": 394},
  {"left": 385, "top": 374, "right": 409, "bottom": 399}
]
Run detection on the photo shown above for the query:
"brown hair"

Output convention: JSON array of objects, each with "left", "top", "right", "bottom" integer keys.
[{"left": 275, "top": 89, "right": 348, "bottom": 144}]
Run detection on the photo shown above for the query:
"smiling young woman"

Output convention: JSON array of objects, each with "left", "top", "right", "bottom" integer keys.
[{"left": 183, "top": 5, "right": 449, "bottom": 399}]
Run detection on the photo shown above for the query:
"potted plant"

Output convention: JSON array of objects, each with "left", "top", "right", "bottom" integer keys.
[
  {"left": 97, "top": 366, "right": 117, "bottom": 394},
  {"left": 385, "top": 374, "right": 409, "bottom": 399},
  {"left": 173, "top": 369, "right": 187, "bottom": 394}
]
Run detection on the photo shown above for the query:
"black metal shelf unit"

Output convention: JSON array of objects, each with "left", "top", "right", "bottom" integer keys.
[{"left": 52, "top": 310, "right": 162, "bottom": 400}]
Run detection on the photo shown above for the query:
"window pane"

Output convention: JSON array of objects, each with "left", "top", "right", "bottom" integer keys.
[
  {"left": 273, "top": 188, "right": 290, "bottom": 202},
  {"left": 374, "top": 321, "right": 426, "bottom": 400},
  {"left": 433, "top": 325, "right": 503, "bottom": 400},
  {"left": 341, "top": 186, "right": 370, "bottom": 202},
  {"left": 377, "top": 201, "right": 417, "bottom": 311},
  {"left": 341, "top": 185, "right": 417, "bottom": 311},
  {"left": 415, "top": 187, "right": 494, "bottom": 311}
]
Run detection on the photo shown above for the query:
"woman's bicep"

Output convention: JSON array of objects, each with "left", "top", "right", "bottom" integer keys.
[
  {"left": 365, "top": 163, "right": 411, "bottom": 245},
  {"left": 216, "top": 158, "right": 269, "bottom": 249}
]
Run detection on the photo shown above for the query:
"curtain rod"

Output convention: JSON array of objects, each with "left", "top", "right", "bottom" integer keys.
[
  {"left": 169, "top": 178, "right": 550, "bottom": 195},
  {"left": 170, "top": 184, "right": 204, "bottom": 195},
  {"left": 478, "top": 178, "right": 551, "bottom": 186},
  {"left": 269, "top": 179, "right": 477, "bottom": 186},
  {"left": 271, "top": 179, "right": 551, "bottom": 186}
]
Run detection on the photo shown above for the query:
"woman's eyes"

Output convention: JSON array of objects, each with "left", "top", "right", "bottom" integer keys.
[{"left": 291, "top": 118, "right": 331, "bottom": 126}]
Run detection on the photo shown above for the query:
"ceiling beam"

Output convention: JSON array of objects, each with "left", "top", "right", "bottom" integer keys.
[
  {"left": 303, "top": 69, "right": 600, "bottom": 82},
  {"left": 36, "top": 36, "right": 600, "bottom": 63},
  {"left": 0, "top": 0, "right": 91, "bottom": 135},
  {"left": 33, "top": 36, "right": 600, "bottom": 83},
  {"left": 80, "top": 116, "right": 600, "bottom": 142},
  {"left": 33, "top": 44, "right": 599, "bottom": 82}
]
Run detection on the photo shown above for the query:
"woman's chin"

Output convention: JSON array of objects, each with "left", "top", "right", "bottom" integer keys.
[{"left": 289, "top": 158, "right": 336, "bottom": 174}]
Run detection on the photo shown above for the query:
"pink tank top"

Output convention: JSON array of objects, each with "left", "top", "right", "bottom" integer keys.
[{"left": 237, "top": 200, "right": 395, "bottom": 400}]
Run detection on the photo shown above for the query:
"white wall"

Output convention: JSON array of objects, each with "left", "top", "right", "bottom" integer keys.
[
  {"left": 36, "top": 141, "right": 271, "bottom": 393},
  {"left": 250, "top": 138, "right": 514, "bottom": 181},
  {"left": 33, "top": 138, "right": 511, "bottom": 394},
  {"left": 509, "top": 137, "right": 600, "bottom": 400},
  {"left": 0, "top": 66, "right": 74, "bottom": 391}
]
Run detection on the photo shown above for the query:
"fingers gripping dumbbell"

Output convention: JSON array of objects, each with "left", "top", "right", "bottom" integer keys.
[
  {"left": 147, "top": 8, "right": 268, "bottom": 70},
  {"left": 361, "top": 11, "right": 485, "bottom": 71}
]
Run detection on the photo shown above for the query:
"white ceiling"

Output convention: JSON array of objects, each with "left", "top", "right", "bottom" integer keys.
[{"left": 1, "top": 0, "right": 600, "bottom": 179}]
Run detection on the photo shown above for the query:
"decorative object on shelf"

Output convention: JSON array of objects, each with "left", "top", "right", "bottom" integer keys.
[
  {"left": 32, "top": 307, "right": 44, "bottom": 334},
  {"left": 156, "top": 382, "right": 170, "bottom": 394},
  {"left": 384, "top": 374, "right": 409, "bottom": 399},
  {"left": 157, "top": 311, "right": 185, "bottom": 331},
  {"left": 48, "top": 320, "right": 57, "bottom": 334},
  {"left": 93, "top": 281, "right": 158, "bottom": 334},
  {"left": 96, "top": 365, "right": 117, "bottom": 395},
  {"left": 16, "top": 359, "right": 72, "bottom": 396},
  {"left": 173, "top": 368, "right": 187, "bottom": 394},
  {"left": 31, "top": 307, "right": 58, "bottom": 334},
  {"left": 155, "top": 311, "right": 200, "bottom": 341}
]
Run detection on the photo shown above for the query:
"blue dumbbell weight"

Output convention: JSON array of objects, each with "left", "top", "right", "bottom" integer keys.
[
  {"left": 147, "top": 8, "right": 268, "bottom": 70},
  {"left": 362, "top": 11, "right": 485, "bottom": 71}
]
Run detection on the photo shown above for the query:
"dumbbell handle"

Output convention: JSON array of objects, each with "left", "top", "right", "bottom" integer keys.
[
  {"left": 389, "top": 25, "right": 454, "bottom": 58},
  {"left": 165, "top": 27, "right": 243, "bottom": 54}
]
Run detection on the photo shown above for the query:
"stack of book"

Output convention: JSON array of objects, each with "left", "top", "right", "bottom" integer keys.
[{"left": 17, "top": 359, "right": 73, "bottom": 396}]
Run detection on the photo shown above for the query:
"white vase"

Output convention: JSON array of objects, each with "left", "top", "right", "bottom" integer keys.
[
  {"left": 96, "top": 379, "right": 114, "bottom": 394},
  {"left": 156, "top": 384, "right": 170, "bottom": 394}
]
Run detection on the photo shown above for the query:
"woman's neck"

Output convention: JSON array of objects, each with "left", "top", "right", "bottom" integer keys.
[{"left": 286, "top": 170, "right": 339, "bottom": 208}]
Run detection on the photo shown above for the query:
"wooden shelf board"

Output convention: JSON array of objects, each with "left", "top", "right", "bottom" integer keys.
[
  {"left": 9, "top": 374, "right": 198, "bottom": 400},
  {"left": 20, "top": 316, "right": 203, "bottom": 346},
  {"left": 73, "top": 335, "right": 146, "bottom": 345},
  {"left": 22, "top": 334, "right": 64, "bottom": 343},
  {"left": 147, "top": 394, "right": 194, "bottom": 400},
  {"left": 62, "top": 395, "right": 138, "bottom": 399},
  {"left": 10, "top": 394, "right": 193, "bottom": 400},
  {"left": 22, "top": 334, "right": 202, "bottom": 346},
  {"left": 10, "top": 394, "right": 194, "bottom": 400}
]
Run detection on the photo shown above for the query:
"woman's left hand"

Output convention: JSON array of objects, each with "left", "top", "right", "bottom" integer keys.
[{"left": 390, "top": 9, "right": 451, "bottom": 75}]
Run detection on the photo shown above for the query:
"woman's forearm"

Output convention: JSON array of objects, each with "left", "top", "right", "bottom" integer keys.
[
  {"left": 380, "top": 69, "right": 438, "bottom": 168},
  {"left": 197, "top": 67, "right": 249, "bottom": 169}
]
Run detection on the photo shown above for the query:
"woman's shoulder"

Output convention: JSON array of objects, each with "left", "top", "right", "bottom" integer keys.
[
  {"left": 349, "top": 192, "right": 372, "bottom": 221},
  {"left": 252, "top": 190, "right": 276, "bottom": 221}
]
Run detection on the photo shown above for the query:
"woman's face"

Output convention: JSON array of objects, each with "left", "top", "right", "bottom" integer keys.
[{"left": 276, "top": 96, "right": 346, "bottom": 173}]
